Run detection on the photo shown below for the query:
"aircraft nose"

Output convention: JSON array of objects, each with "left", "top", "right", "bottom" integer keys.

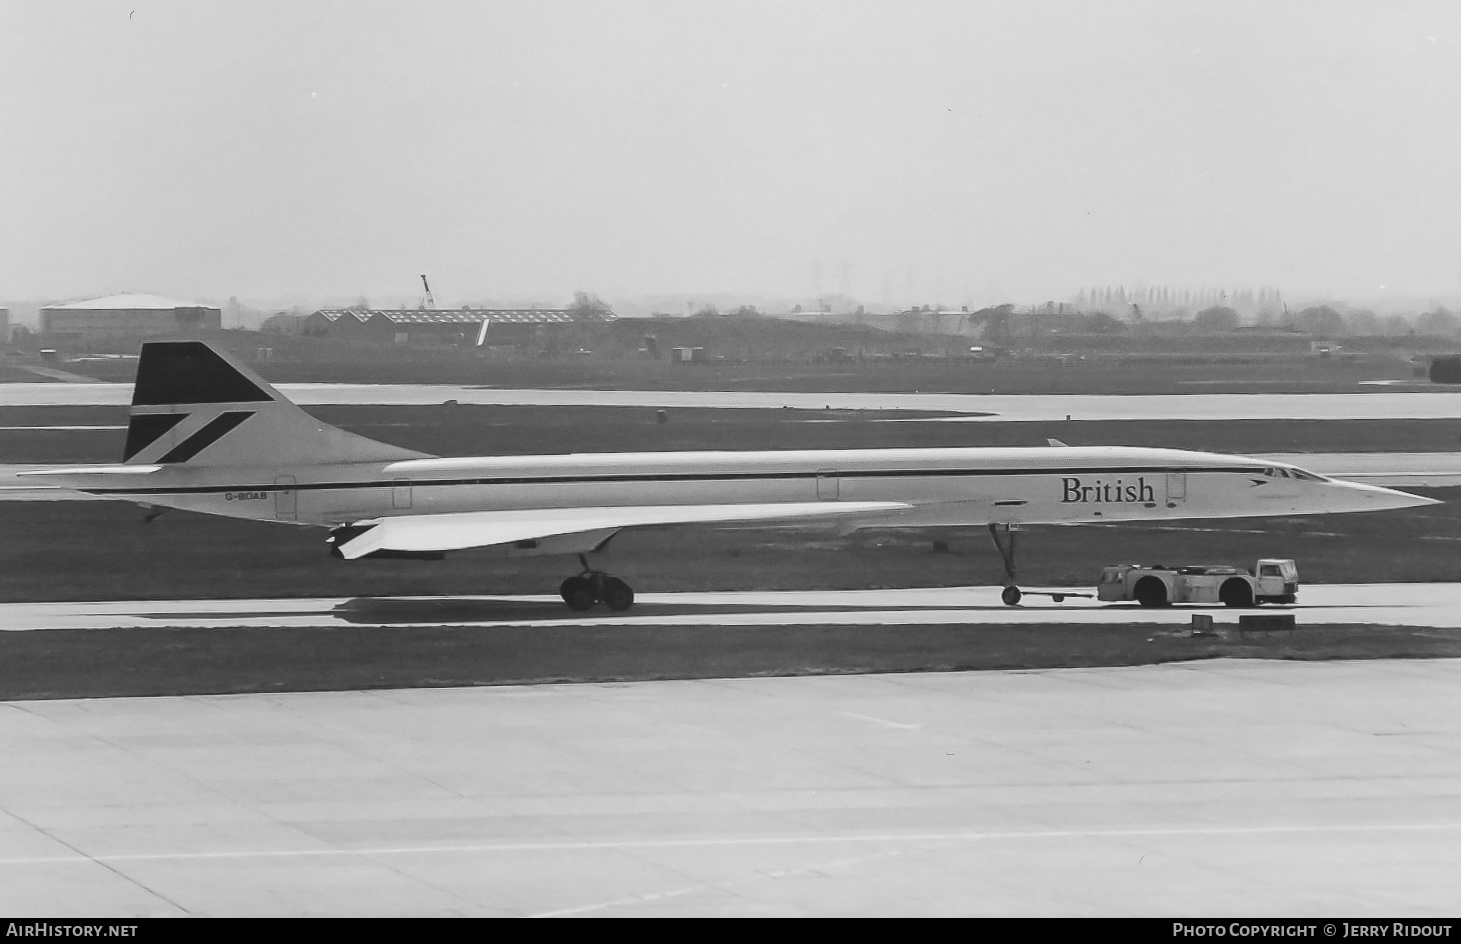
[{"left": 1337, "top": 480, "right": 1441, "bottom": 510}]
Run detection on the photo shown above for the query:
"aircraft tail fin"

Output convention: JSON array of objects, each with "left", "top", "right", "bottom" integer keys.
[{"left": 121, "top": 341, "right": 431, "bottom": 466}]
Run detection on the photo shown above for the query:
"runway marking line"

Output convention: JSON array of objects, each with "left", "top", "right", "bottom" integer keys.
[
  {"left": 531, "top": 845, "right": 918, "bottom": 918},
  {"left": 3, "top": 821, "right": 1458, "bottom": 867},
  {"left": 840, "top": 711, "right": 921, "bottom": 730}
]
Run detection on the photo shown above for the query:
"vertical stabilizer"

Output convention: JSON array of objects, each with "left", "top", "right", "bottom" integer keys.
[{"left": 121, "top": 341, "right": 432, "bottom": 466}]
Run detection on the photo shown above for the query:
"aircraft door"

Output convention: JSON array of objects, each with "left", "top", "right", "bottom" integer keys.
[
  {"left": 392, "top": 478, "right": 413, "bottom": 510},
  {"left": 1166, "top": 473, "right": 1187, "bottom": 506},
  {"left": 274, "top": 475, "right": 297, "bottom": 520},
  {"left": 816, "top": 468, "right": 840, "bottom": 500}
]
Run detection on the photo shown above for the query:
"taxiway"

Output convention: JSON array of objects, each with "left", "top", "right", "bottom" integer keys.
[
  {"left": 4, "top": 381, "right": 1461, "bottom": 421},
  {"left": 1, "top": 583, "right": 1457, "bottom": 631}
]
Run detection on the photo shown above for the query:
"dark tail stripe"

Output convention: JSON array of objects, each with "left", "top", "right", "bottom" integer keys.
[
  {"left": 157, "top": 412, "right": 255, "bottom": 464},
  {"left": 132, "top": 341, "right": 272, "bottom": 406},
  {"left": 122, "top": 413, "right": 187, "bottom": 461}
]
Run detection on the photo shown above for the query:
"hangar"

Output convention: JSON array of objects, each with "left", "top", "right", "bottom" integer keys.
[{"left": 40, "top": 293, "right": 222, "bottom": 345}]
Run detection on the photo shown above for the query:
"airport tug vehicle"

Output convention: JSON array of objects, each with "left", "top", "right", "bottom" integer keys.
[{"left": 1096, "top": 558, "right": 1299, "bottom": 608}]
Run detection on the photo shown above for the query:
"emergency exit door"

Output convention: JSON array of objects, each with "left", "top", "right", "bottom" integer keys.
[{"left": 274, "top": 475, "right": 297, "bottom": 520}]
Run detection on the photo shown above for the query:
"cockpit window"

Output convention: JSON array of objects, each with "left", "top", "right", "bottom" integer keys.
[{"left": 1264, "top": 466, "right": 1322, "bottom": 480}]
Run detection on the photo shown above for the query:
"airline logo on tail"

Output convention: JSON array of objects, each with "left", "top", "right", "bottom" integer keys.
[
  {"left": 122, "top": 341, "right": 272, "bottom": 464},
  {"left": 118, "top": 340, "right": 428, "bottom": 467},
  {"left": 124, "top": 410, "right": 259, "bottom": 462}
]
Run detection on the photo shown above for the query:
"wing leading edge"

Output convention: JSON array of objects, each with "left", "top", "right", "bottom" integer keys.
[{"left": 329, "top": 501, "right": 913, "bottom": 560}]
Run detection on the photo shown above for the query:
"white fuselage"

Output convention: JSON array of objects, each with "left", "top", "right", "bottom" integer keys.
[{"left": 68, "top": 444, "right": 1421, "bottom": 529}]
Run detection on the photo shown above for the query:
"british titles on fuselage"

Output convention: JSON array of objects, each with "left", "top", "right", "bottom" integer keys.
[{"left": 1060, "top": 476, "right": 1155, "bottom": 504}]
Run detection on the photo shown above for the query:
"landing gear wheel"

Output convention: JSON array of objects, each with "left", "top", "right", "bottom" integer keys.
[
  {"left": 559, "top": 576, "right": 597, "bottom": 611},
  {"left": 600, "top": 577, "right": 635, "bottom": 612},
  {"left": 987, "top": 524, "right": 1023, "bottom": 607}
]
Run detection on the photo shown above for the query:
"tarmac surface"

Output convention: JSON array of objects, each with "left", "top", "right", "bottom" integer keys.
[
  {"left": 3, "top": 660, "right": 1459, "bottom": 916},
  {"left": 5, "top": 381, "right": 1461, "bottom": 420},
  {"left": 6, "top": 385, "right": 1460, "bottom": 915},
  {"left": 0, "top": 583, "right": 1456, "bottom": 631}
]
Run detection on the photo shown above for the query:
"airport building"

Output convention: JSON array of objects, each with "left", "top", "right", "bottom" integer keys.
[
  {"left": 302, "top": 306, "right": 599, "bottom": 346},
  {"left": 40, "top": 293, "right": 222, "bottom": 345},
  {"left": 0, "top": 308, "right": 9, "bottom": 343}
]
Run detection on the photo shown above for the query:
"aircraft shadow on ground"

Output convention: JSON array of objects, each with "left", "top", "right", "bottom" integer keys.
[
  {"left": 137, "top": 599, "right": 1118, "bottom": 627},
  {"left": 332, "top": 597, "right": 570, "bottom": 624},
  {"left": 329, "top": 596, "right": 1049, "bottom": 625},
  {"left": 325, "top": 596, "right": 1219, "bottom": 625},
  {"left": 134, "top": 598, "right": 1381, "bottom": 628}
]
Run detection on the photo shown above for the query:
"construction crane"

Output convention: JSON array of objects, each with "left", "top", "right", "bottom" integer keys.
[{"left": 420, "top": 274, "right": 436, "bottom": 309}]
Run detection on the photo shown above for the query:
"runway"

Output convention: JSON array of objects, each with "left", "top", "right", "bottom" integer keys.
[
  {"left": 4, "top": 381, "right": 1461, "bottom": 421},
  {"left": 2, "top": 583, "right": 1457, "bottom": 631},
  {"left": 3, "top": 660, "right": 1459, "bottom": 916}
]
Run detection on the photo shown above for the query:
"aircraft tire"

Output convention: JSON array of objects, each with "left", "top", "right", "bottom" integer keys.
[
  {"left": 600, "top": 577, "right": 635, "bottom": 612},
  {"left": 560, "top": 576, "right": 597, "bottom": 611},
  {"left": 1220, "top": 578, "right": 1255, "bottom": 608},
  {"left": 1001, "top": 586, "right": 1022, "bottom": 606}
]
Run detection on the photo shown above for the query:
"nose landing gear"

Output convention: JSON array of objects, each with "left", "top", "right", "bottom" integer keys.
[
  {"left": 988, "top": 523, "right": 1022, "bottom": 606},
  {"left": 559, "top": 556, "right": 635, "bottom": 612}
]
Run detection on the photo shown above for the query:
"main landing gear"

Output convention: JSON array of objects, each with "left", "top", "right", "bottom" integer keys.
[
  {"left": 988, "top": 523, "right": 1022, "bottom": 606},
  {"left": 559, "top": 555, "right": 635, "bottom": 612}
]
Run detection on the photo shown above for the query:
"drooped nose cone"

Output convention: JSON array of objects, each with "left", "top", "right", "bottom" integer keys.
[{"left": 1332, "top": 480, "right": 1442, "bottom": 512}]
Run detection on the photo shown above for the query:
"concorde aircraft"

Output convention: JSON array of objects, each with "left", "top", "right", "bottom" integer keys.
[{"left": 23, "top": 341, "right": 1438, "bottom": 610}]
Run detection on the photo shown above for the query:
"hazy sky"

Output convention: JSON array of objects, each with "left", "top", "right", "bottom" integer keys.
[{"left": 3, "top": 0, "right": 1459, "bottom": 308}]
